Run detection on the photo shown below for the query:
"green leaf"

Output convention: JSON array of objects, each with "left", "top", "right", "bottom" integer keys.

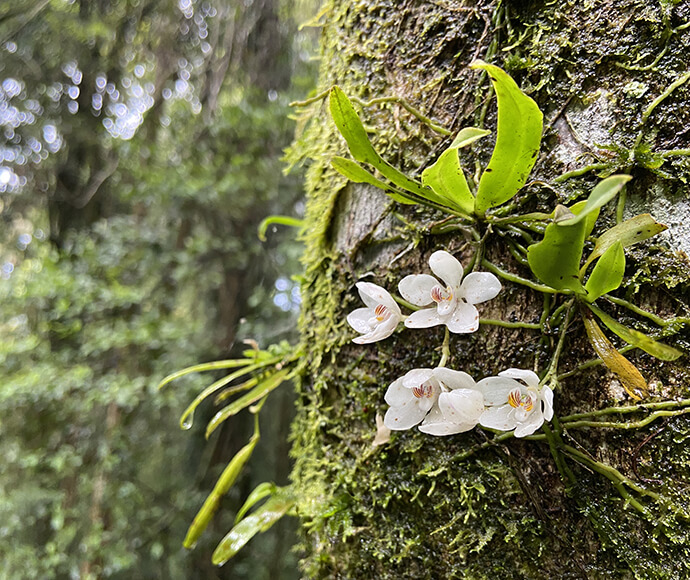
[
  {"left": 257, "top": 216, "right": 304, "bottom": 241},
  {"left": 157, "top": 358, "right": 256, "bottom": 390},
  {"left": 205, "top": 368, "right": 292, "bottom": 438},
  {"left": 183, "top": 433, "right": 260, "bottom": 548},
  {"left": 584, "top": 242, "right": 625, "bottom": 302},
  {"left": 582, "top": 312, "right": 648, "bottom": 400},
  {"left": 449, "top": 127, "right": 490, "bottom": 149},
  {"left": 588, "top": 304, "right": 683, "bottom": 361},
  {"left": 235, "top": 482, "right": 277, "bottom": 524},
  {"left": 212, "top": 495, "right": 295, "bottom": 566},
  {"left": 179, "top": 360, "right": 277, "bottom": 431},
  {"left": 330, "top": 157, "right": 416, "bottom": 205},
  {"left": 421, "top": 148, "right": 475, "bottom": 214},
  {"left": 556, "top": 175, "right": 632, "bottom": 226},
  {"left": 582, "top": 213, "right": 667, "bottom": 272},
  {"left": 329, "top": 87, "right": 449, "bottom": 208},
  {"left": 470, "top": 60, "right": 543, "bottom": 214},
  {"left": 329, "top": 86, "right": 378, "bottom": 165},
  {"left": 527, "top": 214, "right": 587, "bottom": 294}
]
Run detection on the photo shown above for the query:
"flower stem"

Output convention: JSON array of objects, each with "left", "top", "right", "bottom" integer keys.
[
  {"left": 482, "top": 259, "right": 558, "bottom": 294},
  {"left": 438, "top": 327, "right": 450, "bottom": 367},
  {"left": 605, "top": 295, "right": 690, "bottom": 329},
  {"left": 479, "top": 318, "right": 540, "bottom": 330},
  {"left": 541, "top": 298, "right": 575, "bottom": 388}
]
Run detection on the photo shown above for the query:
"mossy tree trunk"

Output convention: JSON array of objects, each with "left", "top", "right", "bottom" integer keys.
[{"left": 289, "top": 0, "right": 690, "bottom": 578}]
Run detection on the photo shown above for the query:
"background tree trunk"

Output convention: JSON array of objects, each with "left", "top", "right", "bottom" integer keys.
[{"left": 290, "top": 0, "right": 690, "bottom": 577}]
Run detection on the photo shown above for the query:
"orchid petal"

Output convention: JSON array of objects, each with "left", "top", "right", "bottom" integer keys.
[
  {"left": 476, "top": 376, "right": 519, "bottom": 405},
  {"left": 398, "top": 274, "right": 438, "bottom": 306},
  {"left": 384, "top": 378, "right": 411, "bottom": 406},
  {"left": 513, "top": 409, "right": 544, "bottom": 437},
  {"left": 445, "top": 302, "right": 479, "bottom": 333},
  {"left": 401, "top": 368, "right": 434, "bottom": 388},
  {"left": 460, "top": 272, "right": 502, "bottom": 304},
  {"left": 439, "top": 389, "right": 484, "bottom": 425},
  {"left": 405, "top": 308, "right": 443, "bottom": 329},
  {"left": 479, "top": 405, "right": 517, "bottom": 431},
  {"left": 498, "top": 368, "right": 540, "bottom": 388},
  {"left": 346, "top": 308, "right": 374, "bottom": 334},
  {"left": 433, "top": 368, "right": 477, "bottom": 391},
  {"left": 541, "top": 386, "right": 554, "bottom": 421},
  {"left": 419, "top": 419, "right": 471, "bottom": 436},
  {"left": 356, "top": 282, "right": 400, "bottom": 313},
  {"left": 429, "top": 250, "right": 464, "bottom": 289},
  {"left": 435, "top": 293, "right": 457, "bottom": 317},
  {"left": 384, "top": 403, "right": 429, "bottom": 430}
]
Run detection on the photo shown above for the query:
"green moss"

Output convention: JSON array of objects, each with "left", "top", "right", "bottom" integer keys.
[{"left": 289, "top": 0, "right": 690, "bottom": 577}]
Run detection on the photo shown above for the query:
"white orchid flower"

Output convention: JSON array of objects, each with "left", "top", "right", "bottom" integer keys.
[
  {"left": 398, "top": 250, "right": 501, "bottom": 333},
  {"left": 347, "top": 282, "right": 403, "bottom": 344},
  {"left": 418, "top": 368, "right": 485, "bottom": 436},
  {"left": 478, "top": 368, "right": 554, "bottom": 437},
  {"left": 383, "top": 369, "right": 440, "bottom": 430}
]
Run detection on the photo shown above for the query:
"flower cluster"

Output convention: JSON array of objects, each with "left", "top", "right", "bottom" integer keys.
[
  {"left": 347, "top": 250, "right": 501, "bottom": 343},
  {"left": 347, "top": 250, "right": 554, "bottom": 439},
  {"left": 384, "top": 367, "right": 553, "bottom": 437}
]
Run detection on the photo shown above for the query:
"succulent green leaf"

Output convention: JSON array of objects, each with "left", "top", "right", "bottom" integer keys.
[
  {"left": 205, "top": 368, "right": 292, "bottom": 438},
  {"left": 329, "top": 87, "right": 448, "bottom": 207},
  {"left": 449, "top": 127, "right": 490, "bottom": 149},
  {"left": 234, "top": 482, "right": 277, "bottom": 524},
  {"left": 183, "top": 433, "right": 260, "bottom": 548},
  {"left": 556, "top": 175, "right": 632, "bottom": 226},
  {"left": 331, "top": 156, "right": 416, "bottom": 205},
  {"left": 212, "top": 495, "right": 296, "bottom": 565},
  {"left": 582, "top": 213, "right": 667, "bottom": 272},
  {"left": 527, "top": 212, "right": 587, "bottom": 294},
  {"left": 470, "top": 60, "right": 543, "bottom": 214},
  {"left": 421, "top": 148, "right": 475, "bottom": 214},
  {"left": 588, "top": 304, "right": 683, "bottom": 361},
  {"left": 329, "top": 86, "right": 378, "bottom": 165},
  {"left": 584, "top": 242, "right": 625, "bottom": 302}
]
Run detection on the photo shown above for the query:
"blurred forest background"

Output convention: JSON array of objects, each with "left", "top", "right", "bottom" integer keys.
[{"left": 0, "top": 0, "right": 318, "bottom": 578}]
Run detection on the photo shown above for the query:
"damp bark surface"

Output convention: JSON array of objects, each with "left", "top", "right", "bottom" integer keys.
[{"left": 288, "top": 1, "right": 690, "bottom": 578}]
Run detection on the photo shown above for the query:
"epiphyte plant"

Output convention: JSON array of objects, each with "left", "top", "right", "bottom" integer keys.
[
  {"left": 330, "top": 59, "right": 682, "bottom": 398},
  {"left": 333, "top": 59, "right": 686, "bottom": 516}
]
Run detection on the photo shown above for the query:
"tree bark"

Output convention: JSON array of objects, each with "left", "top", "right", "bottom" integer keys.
[{"left": 290, "top": 0, "right": 690, "bottom": 578}]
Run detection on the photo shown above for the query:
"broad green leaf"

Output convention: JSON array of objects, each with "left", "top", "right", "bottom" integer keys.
[
  {"left": 556, "top": 175, "right": 632, "bottom": 226},
  {"left": 584, "top": 242, "right": 625, "bottom": 302},
  {"left": 588, "top": 304, "right": 683, "bottom": 361},
  {"left": 183, "top": 433, "right": 260, "bottom": 548},
  {"left": 527, "top": 209, "right": 588, "bottom": 293},
  {"left": 582, "top": 213, "right": 667, "bottom": 272},
  {"left": 212, "top": 495, "right": 295, "bottom": 566},
  {"left": 329, "top": 87, "right": 448, "bottom": 207},
  {"left": 205, "top": 368, "right": 292, "bottom": 438},
  {"left": 471, "top": 60, "right": 543, "bottom": 214},
  {"left": 329, "top": 86, "right": 378, "bottom": 165},
  {"left": 331, "top": 156, "right": 416, "bottom": 205},
  {"left": 421, "top": 148, "right": 475, "bottom": 214},
  {"left": 449, "top": 127, "right": 490, "bottom": 149},
  {"left": 582, "top": 313, "right": 648, "bottom": 400},
  {"left": 235, "top": 482, "right": 277, "bottom": 524}
]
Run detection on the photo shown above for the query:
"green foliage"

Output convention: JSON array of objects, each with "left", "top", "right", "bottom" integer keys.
[{"left": 470, "top": 60, "right": 543, "bottom": 215}]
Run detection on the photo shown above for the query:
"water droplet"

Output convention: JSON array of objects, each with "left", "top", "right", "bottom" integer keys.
[{"left": 181, "top": 413, "right": 194, "bottom": 430}]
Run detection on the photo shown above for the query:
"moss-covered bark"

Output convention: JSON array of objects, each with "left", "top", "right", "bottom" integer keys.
[{"left": 289, "top": 0, "right": 690, "bottom": 577}]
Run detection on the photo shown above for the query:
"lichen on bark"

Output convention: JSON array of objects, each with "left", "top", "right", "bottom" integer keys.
[{"left": 288, "top": 0, "right": 690, "bottom": 577}]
